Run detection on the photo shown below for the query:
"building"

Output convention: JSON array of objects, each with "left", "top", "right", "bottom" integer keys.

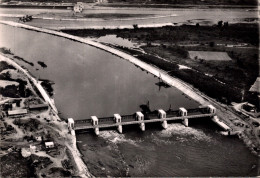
[
  {"left": 29, "top": 103, "right": 49, "bottom": 111},
  {"left": 7, "top": 109, "right": 27, "bottom": 117},
  {"left": 30, "top": 145, "right": 37, "bottom": 153},
  {"left": 45, "top": 141, "right": 54, "bottom": 149},
  {"left": 34, "top": 135, "right": 42, "bottom": 142}
]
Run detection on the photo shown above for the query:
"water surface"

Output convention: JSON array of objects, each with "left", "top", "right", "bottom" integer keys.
[
  {"left": 0, "top": 24, "right": 258, "bottom": 177},
  {"left": 0, "top": 24, "right": 198, "bottom": 119}
]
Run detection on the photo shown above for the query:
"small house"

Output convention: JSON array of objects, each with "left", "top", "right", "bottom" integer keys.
[
  {"left": 34, "top": 135, "right": 42, "bottom": 142},
  {"left": 45, "top": 141, "right": 54, "bottom": 149},
  {"left": 30, "top": 145, "right": 37, "bottom": 153}
]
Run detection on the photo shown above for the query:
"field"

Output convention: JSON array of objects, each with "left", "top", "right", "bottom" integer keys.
[{"left": 188, "top": 51, "right": 232, "bottom": 61}]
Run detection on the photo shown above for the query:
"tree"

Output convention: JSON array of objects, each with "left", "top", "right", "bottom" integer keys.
[
  {"left": 209, "top": 41, "right": 215, "bottom": 47},
  {"left": 223, "top": 21, "right": 229, "bottom": 28},
  {"left": 217, "top": 21, "right": 223, "bottom": 27},
  {"left": 133, "top": 24, "right": 138, "bottom": 29}
]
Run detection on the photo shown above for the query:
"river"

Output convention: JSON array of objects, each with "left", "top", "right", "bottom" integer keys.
[
  {"left": 0, "top": 24, "right": 258, "bottom": 176},
  {"left": 0, "top": 7, "right": 258, "bottom": 29}
]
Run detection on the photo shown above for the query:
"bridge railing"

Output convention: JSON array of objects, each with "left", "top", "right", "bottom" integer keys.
[
  {"left": 200, "top": 107, "right": 209, "bottom": 113},
  {"left": 99, "top": 116, "right": 114, "bottom": 123},
  {"left": 75, "top": 119, "right": 92, "bottom": 124},
  {"left": 166, "top": 110, "right": 179, "bottom": 117},
  {"left": 146, "top": 113, "right": 158, "bottom": 119},
  {"left": 122, "top": 114, "right": 135, "bottom": 121}
]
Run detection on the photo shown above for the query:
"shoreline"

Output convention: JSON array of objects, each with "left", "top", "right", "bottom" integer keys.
[
  {"left": 0, "top": 53, "right": 92, "bottom": 177},
  {"left": 0, "top": 4, "right": 257, "bottom": 9}
]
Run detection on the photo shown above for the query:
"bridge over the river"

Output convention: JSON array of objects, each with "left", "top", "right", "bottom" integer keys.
[{"left": 67, "top": 105, "right": 229, "bottom": 135}]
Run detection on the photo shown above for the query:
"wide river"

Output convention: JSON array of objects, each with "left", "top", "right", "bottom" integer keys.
[
  {"left": 0, "top": 24, "right": 258, "bottom": 176},
  {"left": 0, "top": 7, "right": 258, "bottom": 29}
]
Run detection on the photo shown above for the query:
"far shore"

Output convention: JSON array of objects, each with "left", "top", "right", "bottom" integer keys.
[{"left": 0, "top": 3, "right": 257, "bottom": 9}]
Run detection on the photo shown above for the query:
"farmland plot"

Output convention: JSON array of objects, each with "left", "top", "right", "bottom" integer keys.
[{"left": 189, "top": 51, "right": 232, "bottom": 61}]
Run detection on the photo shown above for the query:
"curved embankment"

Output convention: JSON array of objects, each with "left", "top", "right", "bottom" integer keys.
[
  {"left": 36, "top": 14, "right": 177, "bottom": 22},
  {"left": 51, "top": 22, "right": 175, "bottom": 30},
  {"left": 0, "top": 14, "right": 177, "bottom": 22},
  {"left": 0, "top": 53, "right": 58, "bottom": 114},
  {"left": 0, "top": 20, "right": 210, "bottom": 106}
]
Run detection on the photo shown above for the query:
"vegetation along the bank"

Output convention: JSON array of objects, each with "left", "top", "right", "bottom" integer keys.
[{"left": 63, "top": 23, "right": 259, "bottom": 108}]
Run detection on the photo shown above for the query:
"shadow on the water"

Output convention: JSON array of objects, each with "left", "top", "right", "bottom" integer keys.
[{"left": 155, "top": 81, "right": 171, "bottom": 89}]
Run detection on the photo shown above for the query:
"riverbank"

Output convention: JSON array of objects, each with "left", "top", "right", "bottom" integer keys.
[
  {"left": 0, "top": 53, "right": 92, "bottom": 177},
  {"left": 1, "top": 20, "right": 259, "bottom": 157},
  {"left": 1, "top": 7, "right": 257, "bottom": 30},
  {"left": 97, "top": 3, "right": 258, "bottom": 9}
]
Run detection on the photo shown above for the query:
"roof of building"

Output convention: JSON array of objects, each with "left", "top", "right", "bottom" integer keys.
[
  {"left": 249, "top": 77, "right": 260, "bottom": 93},
  {"left": 30, "top": 145, "right": 36, "bottom": 149},
  {"left": 29, "top": 103, "right": 49, "bottom": 109},
  {"left": 45, "top": 141, "right": 54, "bottom": 146},
  {"left": 68, "top": 118, "right": 74, "bottom": 123},
  {"left": 8, "top": 109, "right": 27, "bottom": 116}
]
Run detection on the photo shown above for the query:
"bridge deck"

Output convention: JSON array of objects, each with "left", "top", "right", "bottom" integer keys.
[{"left": 74, "top": 112, "right": 215, "bottom": 131}]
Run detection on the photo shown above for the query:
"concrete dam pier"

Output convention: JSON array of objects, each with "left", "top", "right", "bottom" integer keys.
[{"left": 67, "top": 105, "right": 229, "bottom": 135}]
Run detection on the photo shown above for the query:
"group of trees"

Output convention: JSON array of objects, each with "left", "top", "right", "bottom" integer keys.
[{"left": 107, "top": 0, "right": 257, "bottom": 5}]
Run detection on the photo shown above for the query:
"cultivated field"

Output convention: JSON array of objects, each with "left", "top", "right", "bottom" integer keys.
[{"left": 188, "top": 51, "right": 232, "bottom": 61}]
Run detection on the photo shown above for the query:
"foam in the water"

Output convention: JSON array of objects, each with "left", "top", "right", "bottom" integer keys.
[
  {"left": 99, "top": 131, "right": 139, "bottom": 146},
  {"left": 158, "top": 123, "right": 212, "bottom": 142}
]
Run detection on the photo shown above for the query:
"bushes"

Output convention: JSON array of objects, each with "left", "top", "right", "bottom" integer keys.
[{"left": 0, "top": 61, "right": 15, "bottom": 72}]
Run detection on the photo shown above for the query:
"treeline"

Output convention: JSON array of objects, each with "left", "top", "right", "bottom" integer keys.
[
  {"left": 107, "top": 0, "right": 258, "bottom": 5},
  {"left": 1, "top": 0, "right": 258, "bottom": 5},
  {"left": 63, "top": 23, "right": 259, "bottom": 46}
]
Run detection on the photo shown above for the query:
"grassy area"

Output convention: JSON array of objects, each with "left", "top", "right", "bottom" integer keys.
[
  {"left": 63, "top": 23, "right": 259, "bottom": 46},
  {"left": 0, "top": 61, "right": 15, "bottom": 72},
  {"left": 0, "top": 61, "right": 33, "bottom": 98},
  {"left": 106, "top": 0, "right": 258, "bottom": 6},
  {"left": 0, "top": 152, "right": 35, "bottom": 177},
  {"left": 63, "top": 23, "right": 259, "bottom": 107}
]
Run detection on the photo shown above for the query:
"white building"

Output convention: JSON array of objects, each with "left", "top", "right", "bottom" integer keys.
[{"left": 45, "top": 141, "right": 54, "bottom": 149}]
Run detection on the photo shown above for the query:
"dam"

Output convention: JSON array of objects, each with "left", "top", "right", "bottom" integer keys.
[{"left": 67, "top": 105, "right": 230, "bottom": 135}]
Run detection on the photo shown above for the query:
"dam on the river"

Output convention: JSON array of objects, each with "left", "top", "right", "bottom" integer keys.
[{"left": 67, "top": 105, "right": 230, "bottom": 135}]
